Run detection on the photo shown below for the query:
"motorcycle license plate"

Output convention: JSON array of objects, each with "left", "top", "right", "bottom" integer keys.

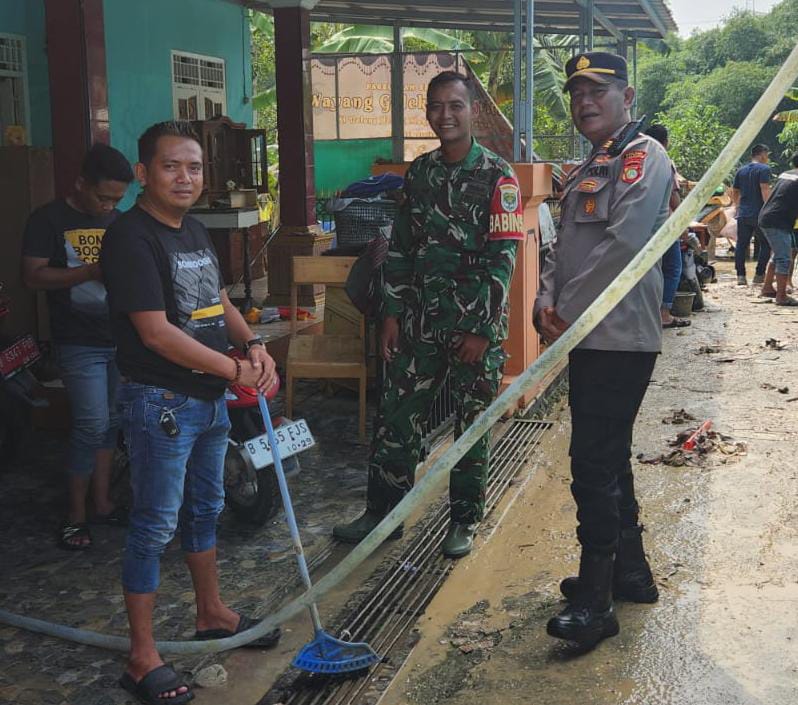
[
  {"left": 243, "top": 419, "right": 315, "bottom": 470},
  {"left": 0, "top": 334, "right": 40, "bottom": 380}
]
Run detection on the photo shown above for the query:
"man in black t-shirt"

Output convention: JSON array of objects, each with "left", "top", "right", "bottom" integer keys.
[
  {"left": 22, "top": 144, "right": 133, "bottom": 550},
  {"left": 100, "top": 121, "right": 279, "bottom": 704},
  {"left": 757, "top": 152, "right": 798, "bottom": 305}
]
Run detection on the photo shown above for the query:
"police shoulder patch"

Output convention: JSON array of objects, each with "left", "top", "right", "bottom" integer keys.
[
  {"left": 499, "top": 182, "right": 520, "bottom": 213},
  {"left": 489, "top": 175, "right": 524, "bottom": 241},
  {"left": 621, "top": 148, "right": 647, "bottom": 185}
]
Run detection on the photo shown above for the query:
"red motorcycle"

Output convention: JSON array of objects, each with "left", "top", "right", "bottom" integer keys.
[
  {"left": 222, "top": 348, "right": 312, "bottom": 525},
  {"left": 0, "top": 282, "right": 48, "bottom": 468}
]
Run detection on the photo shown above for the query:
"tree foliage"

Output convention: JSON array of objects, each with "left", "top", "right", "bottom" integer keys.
[
  {"left": 637, "top": 1, "right": 798, "bottom": 175},
  {"left": 661, "top": 61, "right": 777, "bottom": 128},
  {"left": 656, "top": 103, "right": 734, "bottom": 182}
]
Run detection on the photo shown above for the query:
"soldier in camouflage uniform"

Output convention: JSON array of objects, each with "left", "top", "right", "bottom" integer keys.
[{"left": 333, "top": 71, "right": 524, "bottom": 558}]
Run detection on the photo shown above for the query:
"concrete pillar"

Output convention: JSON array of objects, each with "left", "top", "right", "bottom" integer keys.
[{"left": 44, "top": 0, "right": 109, "bottom": 197}]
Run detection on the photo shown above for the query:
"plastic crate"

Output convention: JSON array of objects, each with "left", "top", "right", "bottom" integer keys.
[{"left": 333, "top": 199, "right": 397, "bottom": 247}]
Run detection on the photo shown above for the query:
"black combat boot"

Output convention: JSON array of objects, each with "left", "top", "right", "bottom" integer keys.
[
  {"left": 547, "top": 551, "right": 619, "bottom": 649},
  {"left": 559, "top": 525, "right": 658, "bottom": 603}
]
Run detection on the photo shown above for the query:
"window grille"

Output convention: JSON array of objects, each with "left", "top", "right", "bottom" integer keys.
[
  {"left": 0, "top": 34, "right": 29, "bottom": 144},
  {"left": 172, "top": 51, "right": 226, "bottom": 120}
]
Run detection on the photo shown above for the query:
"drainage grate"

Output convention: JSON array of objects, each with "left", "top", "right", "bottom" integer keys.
[{"left": 262, "top": 418, "right": 552, "bottom": 705}]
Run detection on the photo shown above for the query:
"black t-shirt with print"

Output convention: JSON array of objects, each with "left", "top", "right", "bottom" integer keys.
[
  {"left": 100, "top": 206, "right": 229, "bottom": 400},
  {"left": 759, "top": 169, "right": 798, "bottom": 231},
  {"left": 22, "top": 199, "right": 117, "bottom": 346}
]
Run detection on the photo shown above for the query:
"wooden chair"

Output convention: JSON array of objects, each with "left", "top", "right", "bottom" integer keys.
[{"left": 286, "top": 256, "right": 367, "bottom": 441}]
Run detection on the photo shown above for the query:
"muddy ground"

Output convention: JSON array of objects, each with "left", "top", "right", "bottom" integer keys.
[{"left": 381, "top": 261, "right": 798, "bottom": 705}]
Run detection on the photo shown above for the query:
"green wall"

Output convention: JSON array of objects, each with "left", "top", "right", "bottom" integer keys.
[
  {"left": 314, "top": 138, "right": 394, "bottom": 197},
  {"left": 103, "top": 0, "right": 253, "bottom": 209},
  {"left": 0, "top": 0, "right": 51, "bottom": 147}
]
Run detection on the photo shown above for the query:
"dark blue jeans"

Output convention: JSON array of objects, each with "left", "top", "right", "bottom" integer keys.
[
  {"left": 661, "top": 239, "right": 683, "bottom": 310},
  {"left": 735, "top": 217, "right": 770, "bottom": 277},
  {"left": 117, "top": 382, "right": 230, "bottom": 593},
  {"left": 55, "top": 344, "right": 119, "bottom": 477}
]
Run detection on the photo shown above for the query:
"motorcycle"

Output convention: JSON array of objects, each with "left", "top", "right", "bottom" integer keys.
[
  {"left": 0, "top": 281, "right": 49, "bottom": 468},
  {"left": 114, "top": 348, "right": 313, "bottom": 526},
  {"left": 222, "top": 348, "right": 311, "bottom": 525}
]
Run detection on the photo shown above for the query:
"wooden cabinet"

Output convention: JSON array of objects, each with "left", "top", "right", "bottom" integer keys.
[{"left": 190, "top": 117, "right": 268, "bottom": 205}]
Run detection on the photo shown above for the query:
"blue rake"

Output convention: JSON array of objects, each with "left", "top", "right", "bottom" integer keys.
[{"left": 256, "top": 392, "right": 380, "bottom": 674}]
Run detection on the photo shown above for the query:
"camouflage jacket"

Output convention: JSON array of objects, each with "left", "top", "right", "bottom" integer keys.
[{"left": 383, "top": 139, "right": 524, "bottom": 343}]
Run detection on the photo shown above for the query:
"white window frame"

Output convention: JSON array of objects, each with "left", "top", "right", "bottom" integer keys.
[
  {"left": 0, "top": 32, "right": 32, "bottom": 144},
  {"left": 171, "top": 50, "right": 227, "bottom": 121}
]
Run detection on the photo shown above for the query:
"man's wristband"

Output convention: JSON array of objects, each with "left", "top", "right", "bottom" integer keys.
[{"left": 243, "top": 336, "right": 265, "bottom": 353}]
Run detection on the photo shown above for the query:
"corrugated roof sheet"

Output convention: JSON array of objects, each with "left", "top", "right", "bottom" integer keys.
[{"left": 249, "top": 1, "right": 677, "bottom": 39}]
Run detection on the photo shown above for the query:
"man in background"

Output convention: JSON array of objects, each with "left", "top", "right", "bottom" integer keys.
[
  {"left": 757, "top": 152, "right": 798, "bottom": 306},
  {"left": 22, "top": 144, "right": 134, "bottom": 550},
  {"left": 644, "top": 123, "right": 690, "bottom": 329},
  {"left": 732, "top": 143, "right": 772, "bottom": 286}
]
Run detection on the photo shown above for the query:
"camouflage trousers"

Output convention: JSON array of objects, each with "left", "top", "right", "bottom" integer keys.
[{"left": 366, "top": 326, "right": 504, "bottom": 524}]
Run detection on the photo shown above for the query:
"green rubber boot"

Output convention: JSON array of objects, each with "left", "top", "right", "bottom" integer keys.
[
  {"left": 441, "top": 522, "right": 476, "bottom": 558},
  {"left": 332, "top": 510, "right": 403, "bottom": 544}
]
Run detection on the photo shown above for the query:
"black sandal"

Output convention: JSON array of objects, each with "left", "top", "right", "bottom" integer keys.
[
  {"left": 58, "top": 522, "right": 92, "bottom": 550},
  {"left": 88, "top": 505, "right": 129, "bottom": 527},
  {"left": 194, "top": 612, "right": 282, "bottom": 649},
  {"left": 119, "top": 665, "right": 194, "bottom": 705}
]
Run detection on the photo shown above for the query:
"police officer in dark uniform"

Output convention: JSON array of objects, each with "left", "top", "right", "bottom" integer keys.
[{"left": 534, "top": 53, "right": 673, "bottom": 650}]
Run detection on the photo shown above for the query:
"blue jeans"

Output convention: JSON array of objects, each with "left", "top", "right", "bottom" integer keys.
[
  {"left": 56, "top": 344, "right": 119, "bottom": 477},
  {"left": 762, "top": 227, "right": 794, "bottom": 275},
  {"left": 661, "top": 239, "right": 683, "bottom": 310},
  {"left": 117, "top": 382, "right": 230, "bottom": 594},
  {"left": 735, "top": 217, "right": 770, "bottom": 277}
]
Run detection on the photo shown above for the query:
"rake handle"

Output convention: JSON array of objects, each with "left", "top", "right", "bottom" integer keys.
[{"left": 257, "top": 392, "right": 324, "bottom": 633}]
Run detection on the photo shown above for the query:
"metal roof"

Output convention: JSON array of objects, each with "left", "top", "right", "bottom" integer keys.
[{"left": 250, "top": 1, "right": 677, "bottom": 39}]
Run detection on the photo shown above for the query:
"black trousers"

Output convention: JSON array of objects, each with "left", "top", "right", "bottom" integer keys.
[{"left": 568, "top": 349, "right": 658, "bottom": 555}]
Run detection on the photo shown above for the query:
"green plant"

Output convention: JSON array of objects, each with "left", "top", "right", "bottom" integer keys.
[{"left": 657, "top": 103, "right": 734, "bottom": 182}]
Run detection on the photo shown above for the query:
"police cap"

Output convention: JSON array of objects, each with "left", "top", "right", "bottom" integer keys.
[{"left": 563, "top": 52, "right": 629, "bottom": 92}]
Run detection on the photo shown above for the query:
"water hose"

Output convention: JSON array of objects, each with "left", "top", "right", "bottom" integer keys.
[{"left": 2, "top": 42, "right": 798, "bottom": 656}]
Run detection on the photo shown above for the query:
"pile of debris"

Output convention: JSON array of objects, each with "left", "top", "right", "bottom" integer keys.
[{"left": 638, "top": 421, "right": 747, "bottom": 468}]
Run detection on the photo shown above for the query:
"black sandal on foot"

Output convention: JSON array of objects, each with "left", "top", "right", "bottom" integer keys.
[
  {"left": 88, "top": 505, "right": 129, "bottom": 527},
  {"left": 195, "top": 612, "right": 282, "bottom": 649},
  {"left": 119, "top": 665, "right": 194, "bottom": 705},
  {"left": 59, "top": 522, "right": 92, "bottom": 551}
]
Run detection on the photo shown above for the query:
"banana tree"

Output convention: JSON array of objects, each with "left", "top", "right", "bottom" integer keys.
[
  {"left": 251, "top": 12, "right": 276, "bottom": 112},
  {"left": 772, "top": 87, "right": 798, "bottom": 122},
  {"left": 314, "top": 25, "right": 473, "bottom": 53}
]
